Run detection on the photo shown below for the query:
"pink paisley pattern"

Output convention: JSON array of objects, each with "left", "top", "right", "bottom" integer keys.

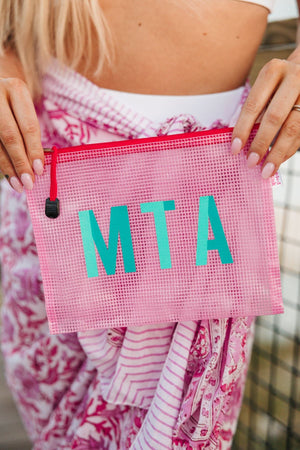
[{"left": 0, "top": 59, "right": 256, "bottom": 449}]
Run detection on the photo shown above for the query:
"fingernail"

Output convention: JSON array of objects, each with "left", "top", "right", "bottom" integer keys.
[
  {"left": 33, "top": 159, "right": 44, "bottom": 176},
  {"left": 261, "top": 162, "right": 275, "bottom": 179},
  {"left": 21, "top": 173, "right": 34, "bottom": 190},
  {"left": 10, "top": 176, "right": 23, "bottom": 193},
  {"left": 231, "top": 137, "right": 242, "bottom": 155},
  {"left": 247, "top": 152, "right": 260, "bottom": 168}
]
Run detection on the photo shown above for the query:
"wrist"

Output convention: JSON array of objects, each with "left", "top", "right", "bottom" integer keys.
[
  {"left": 0, "top": 48, "right": 26, "bottom": 81},
  {"left": 287, "top": 43, "right": 300, "bottom": 63}
]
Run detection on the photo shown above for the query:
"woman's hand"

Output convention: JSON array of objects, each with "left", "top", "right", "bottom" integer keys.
[
  {"left": 0, "top": 76, "right": 44, "bottom": 192},
  {"left": 231, "top": 53, "right": 300, "bottom": 178}
]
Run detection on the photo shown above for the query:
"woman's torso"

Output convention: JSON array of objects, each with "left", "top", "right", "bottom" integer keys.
[{"left": 80, "top": 0, "right": 270, "bottom": 95}]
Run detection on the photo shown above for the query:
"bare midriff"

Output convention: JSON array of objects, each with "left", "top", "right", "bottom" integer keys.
[{"left": 79, "top": 0, "right": 269, "bottom": 95}]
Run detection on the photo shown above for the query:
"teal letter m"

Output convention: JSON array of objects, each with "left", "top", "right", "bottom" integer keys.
[{"left": 78, "top": 207, "right": 136, "bottom": 277}]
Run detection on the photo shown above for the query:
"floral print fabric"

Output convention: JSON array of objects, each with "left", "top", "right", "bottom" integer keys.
[{"left": 0, "top": 60, "right": 255, "bottom": 449}]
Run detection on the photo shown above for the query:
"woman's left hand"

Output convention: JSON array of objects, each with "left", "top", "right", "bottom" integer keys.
[{"left": 231, "top": 51, "right": 300, "bottom": 179}]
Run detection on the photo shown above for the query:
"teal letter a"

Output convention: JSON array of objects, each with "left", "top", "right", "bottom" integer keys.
[{"left": 196, "top": 196, "right": 233, "bottom": 266}]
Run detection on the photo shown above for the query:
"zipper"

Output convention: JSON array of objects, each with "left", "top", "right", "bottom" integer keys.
[
  {"left": 44, "top": 125, "right": 239, "bottom": 156},
  {"left": 42, "top": 125, "right": 259, "bottom": 219},
  {"left": 45, "top": 146, "right": 60, "bottom": 218}
]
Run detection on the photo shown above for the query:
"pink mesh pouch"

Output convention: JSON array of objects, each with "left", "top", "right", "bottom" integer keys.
[{"left": 26, "top": 127, "right": 283, "bottom": 334}]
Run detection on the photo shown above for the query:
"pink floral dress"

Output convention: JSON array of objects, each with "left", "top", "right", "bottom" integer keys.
[{"left": 0, "top": 60, "right": 255, "bottom": 449}]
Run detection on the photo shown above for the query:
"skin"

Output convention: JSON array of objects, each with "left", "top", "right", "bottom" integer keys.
[{"left": 0, "top": 0, "right": 300, "bottom": 191}]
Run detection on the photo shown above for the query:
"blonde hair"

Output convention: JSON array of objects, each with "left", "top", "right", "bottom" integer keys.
[{"left": 0, "top": 0, "right": 111, "bottom": 100}]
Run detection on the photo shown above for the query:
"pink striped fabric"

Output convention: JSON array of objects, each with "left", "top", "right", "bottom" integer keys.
[{"left": 1, "top": 58, "right": 260, "bottom": 449}]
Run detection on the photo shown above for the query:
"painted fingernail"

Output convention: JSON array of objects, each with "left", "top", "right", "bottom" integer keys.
[
  {"left": 10, "top": 176, "right": 23, "bottom": 193},
  {"left": 33, "top": 159, "right": 44, "bottom": 176},
  {"left": 231, "top": 137, "right": 242, "bottom": 155},
  {"left": 261, "top": 162, "right": 275, "bottom": 179},
  {"left": 21, "top": 173, "right": 34, "bottom": 190},
  {"left": 247, "top": 152, "right": 260, "bottom": 168}
]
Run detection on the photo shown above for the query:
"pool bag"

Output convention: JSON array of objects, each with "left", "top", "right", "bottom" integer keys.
[{"left": 26, "top": 126, "right": 283, "bottom": 334}]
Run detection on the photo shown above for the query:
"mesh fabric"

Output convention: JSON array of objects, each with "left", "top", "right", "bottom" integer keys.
[{"left": 26, "top": 127, "right": 283, "bottom": 334}]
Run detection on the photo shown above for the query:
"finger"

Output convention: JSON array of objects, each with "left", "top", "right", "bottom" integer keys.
[
  {"left": 0, "top": 87, "right": 34, "bottom": 189},
  {"left": 260, "top": 107, "right": 300, "bottom": 178},
  {"left": 0, "top": 142, "right": 23, "bottom": 193},
  {"left": 245, "top": 76, "right": 300, "bottom": 168},
  {"left": 7, "top": 78, "right": 44, "bottom": 176},
  {"left": 231, "top": 58, "right": 287, "bottom": 154}
]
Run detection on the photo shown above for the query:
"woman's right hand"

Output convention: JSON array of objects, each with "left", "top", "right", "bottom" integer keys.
[{"left": 0, "top": 76, "right": 44, "bottom": 193}]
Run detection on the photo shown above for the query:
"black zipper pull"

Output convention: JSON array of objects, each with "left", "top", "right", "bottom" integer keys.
[{"left": 45, "top": 146, "right": 60, "bottom": 218}]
